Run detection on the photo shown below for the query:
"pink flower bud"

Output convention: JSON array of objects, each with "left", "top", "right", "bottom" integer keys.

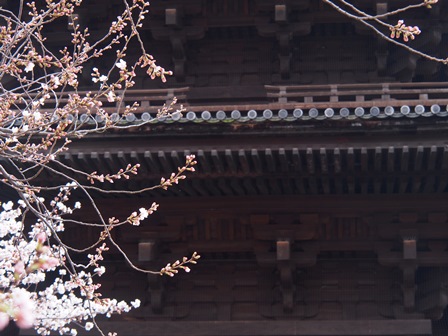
[
  {"left": 36, "top": 232, "right": 46, "bottom": 244},
  {"left": 14, "top": 261, "right": 25, "bottom": 275},
  {"left": 40, "top": 257, "right": 59, "bottom": 270}
]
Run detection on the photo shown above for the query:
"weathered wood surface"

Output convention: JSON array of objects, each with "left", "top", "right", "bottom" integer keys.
[
  {"left": 6, "top": 1, "right": 448, "bottom": 333},
  {"left": 62, "top": 320, "right": 432, "bottom": 336}
]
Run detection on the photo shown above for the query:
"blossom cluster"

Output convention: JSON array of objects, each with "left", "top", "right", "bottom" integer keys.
[
  {"left": 88, "top": 164, "right": 140, "bottom": 184},
  {"left": 390, "top": 20, "right": 421, "bottom": 42},
  {"left": 160, "top": 252, "right": 201, "bottom": 277},
  {"left": 160, "top": 155, "right": 197, "bottom": 190},
  {"left": 0, "top": 181, "right": 198, "bottom": 335},
  {"left": 127, "top": 202, "right": 159, "bottom": 226},
  {"left": 0, "top": 193, "right": 138, "bottom": 335}
]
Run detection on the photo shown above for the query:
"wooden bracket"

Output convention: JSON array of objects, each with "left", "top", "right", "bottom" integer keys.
[
  {"left": 403, "top": 237, "right": 417, "bottom": 260},
  {"left": 277, "top": 239, "right": 291, "bottom": 261},
  {"left": 376, "top": 3, "right": 388, "bottom": 74},
  {"left": 256, "top": 5, "right": 310, "bottom": 80},
  {"left": 165, "top": 8, "right": 181, "bottom": 26},
  {"left": 148, "top": 274, "right": 164, "bottom": 314},
  {"left": 400, "top": 231, "right": 418, "bottom": 312},
  {"left": 276, "top": 239, "right": 294, "bottom": 312},
  {"left": 150, "top": 6, "right": 204, "bottom": 82},
  {"left": 401, "top": 264, "right": 417, "bottom": 311},
  {"left": 275, "top": 5, "right": 288, "bottom": 23},
  {"left": 138, "top": 240, "right": 157, "bottom": 262},
  {"left": 276, "top": 31, "right": 292, "bottom": 79},
  {"left": 170, "top": 36, "right": 186, "bottom": 81}
]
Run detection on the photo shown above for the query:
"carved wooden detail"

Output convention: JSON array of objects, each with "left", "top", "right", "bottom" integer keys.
[
  {"left": 256, "top": 4, "right": 311, "bottom": 79},
  {"left": 147, "top": 274, "right": 165, "bottom": 314},
  {"left": 88, "top": 207, "right": 446, "bottom": 326},
  {"left": 150, "top": 5, "right": 205, "bottom": 82}
]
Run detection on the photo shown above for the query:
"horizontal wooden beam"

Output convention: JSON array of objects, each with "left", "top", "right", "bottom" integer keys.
[
  {"left": 46, "top": 193, "right": 448, "bottom": 226},
  {"left": 61, "top": 320, "right": 432, "bottom": 336},
  {"left": 67, "top": 136, "right": 448, "bottom": 158}
]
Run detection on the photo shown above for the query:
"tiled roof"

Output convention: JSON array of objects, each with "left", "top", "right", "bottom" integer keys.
[
  {"left": 24, "top": 82, "right": 448, "bottom": 127},
  {"left": 84, "top": 82, "right": 448, "bottom": 125},
  {"left": 110, "top": 104, "right": 448, "bottom": 124}
]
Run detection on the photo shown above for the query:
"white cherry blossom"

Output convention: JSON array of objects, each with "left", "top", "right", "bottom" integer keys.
[
  {"left": 24, "top": 62, "right": 35, "bottom": 72},
  {"left": 115, "top": 59, "right": 127, "bottom": 70}
]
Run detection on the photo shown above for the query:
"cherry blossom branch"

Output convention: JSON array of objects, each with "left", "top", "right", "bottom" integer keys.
[
  {"left": 322, "top": 0, "right": 448, "bottom": 64},
  {"left": 0, "top": 1, "right": 198, "bottom": 335}
]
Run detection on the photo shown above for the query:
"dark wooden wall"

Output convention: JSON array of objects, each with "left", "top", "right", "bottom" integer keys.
[{"left": 9, "top": 1, "right": 448, "bottom": 335}]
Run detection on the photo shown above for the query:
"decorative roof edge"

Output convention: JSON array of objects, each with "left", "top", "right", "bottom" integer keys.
[{"left": 92, "top": 104, "right": 448, "bottom": 126}]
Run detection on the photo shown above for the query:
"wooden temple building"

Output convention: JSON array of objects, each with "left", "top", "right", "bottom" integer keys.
[{"left": 11, "top": 0, "right": 448, "bottom": 335}]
